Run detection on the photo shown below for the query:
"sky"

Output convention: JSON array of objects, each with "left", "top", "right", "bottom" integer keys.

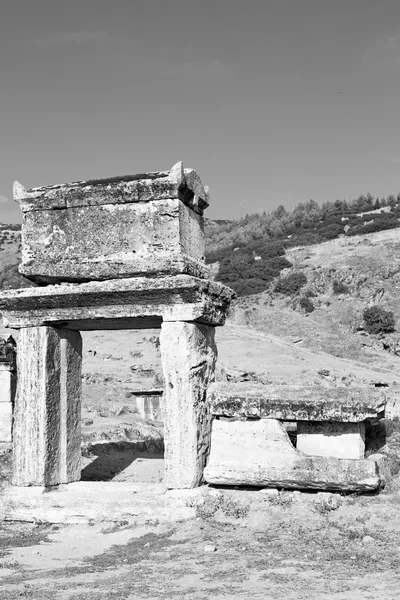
[{"left": 1, "top": 0, "right": 400, "bottom": 223}]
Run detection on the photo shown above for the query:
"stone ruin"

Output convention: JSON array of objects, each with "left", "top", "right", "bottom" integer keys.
[
  {"left": 0, "top": 336, "right": 16, "bottom": 442},
  {"left": 0, "top": 161, "right": 388, "bottom": 502},
  {"left": 0, "top": 162, "right": 235, "bottom": 489}
]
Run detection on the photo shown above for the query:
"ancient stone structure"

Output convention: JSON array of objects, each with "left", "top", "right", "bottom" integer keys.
[
  {"left": 0, "top": 337, "right": 16, "bottom": 442},
  {"left": 0, "top": 162, "right": 235, "bottom": 489},
  {"left": 204, "top": 419, "right": 380, "bottom": 492},
  {"left": 206, "top": 382, "right": 386, "bottom": 491}
]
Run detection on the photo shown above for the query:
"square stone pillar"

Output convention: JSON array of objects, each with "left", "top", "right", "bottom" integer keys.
[
  {"left": 297, "top": 421, "right": 365, "bottom": 459},
  {"left": 160, "top": 321, "right": 217, "bottom": 488},
  {"left": 0, "top": 364, "right": 16, "bottom": 442},
  {"left": 12, "top": 326, "right": 82, "bottom": 486}
]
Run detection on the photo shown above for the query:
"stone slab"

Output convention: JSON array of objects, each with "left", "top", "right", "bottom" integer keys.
[
  {"left": 19, "top": 198, "right": 208, "bottom": 284},
  {"left": 204, "top": 419, "right": 381, "bottom": 492},
  {"left": 208, "top": 382, "right": 386, "bottom": 422},
  {"left": 297, "top": 421, "right": 366, "bottom": 459},
  {"left": 14, "top": 162, "right": 209, "bottom": 214},
  {"left": 0, "top": 482, "right": 195, "bottom": 524},
  {"left": 0, "top": 276, "right": 235, "bottom": 329}
]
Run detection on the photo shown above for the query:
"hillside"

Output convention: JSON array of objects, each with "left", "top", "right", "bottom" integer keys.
[
  {"left": 0, "top": 225, "right": 33, "bottom": 290},
  {"left": 229, "top": 228, "right": 400, "bottom": 374}
]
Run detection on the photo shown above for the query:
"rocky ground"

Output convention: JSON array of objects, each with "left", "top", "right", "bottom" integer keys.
[{"left": 0, "top": 482, "right": 400, "bottom": 599}]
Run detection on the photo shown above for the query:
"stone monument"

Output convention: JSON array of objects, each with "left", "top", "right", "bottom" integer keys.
[{"left": 0, "top": 162, "right": 235, "bottom": 489}]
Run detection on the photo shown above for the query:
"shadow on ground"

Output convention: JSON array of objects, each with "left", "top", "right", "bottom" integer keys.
[{"left": 81, "top": 442, "right": 164, "bottom": 482}]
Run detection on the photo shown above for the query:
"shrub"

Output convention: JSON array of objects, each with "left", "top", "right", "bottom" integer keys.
[
  {"left": 274, "top": 272, "right": 307, "bottom": 295},
  {"left": 332, "top": 280, "right": 349, "bottom": 295},
  {"left": 299, "top": 297, "right": 315, "bottom": 313},
  {"left": 363, "top": 306, "right": 395, "bottom": 334}
]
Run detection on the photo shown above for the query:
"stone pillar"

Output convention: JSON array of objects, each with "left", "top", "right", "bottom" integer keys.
[
  {"left": 160, "top": 321, "right": 217, "bottom": 488},
  {"left": 297, "top": 421, "right": 365, "bottom": 459},
  {"left": 12, "top": 327, "right": 82, "bottom": 487},
  {"left": 0, "top": 363, "right": 16, "bottom": 442}
]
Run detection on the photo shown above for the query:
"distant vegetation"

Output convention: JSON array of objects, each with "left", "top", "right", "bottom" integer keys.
[
  {"left": 0, "top": 225, "right": 34, "bottom": 291},
  {"left": 363, "top": 306, "right": 396, "bottom": 335},
  {"left": 206, "top": 192, "right": 400, "bottom": 295}
]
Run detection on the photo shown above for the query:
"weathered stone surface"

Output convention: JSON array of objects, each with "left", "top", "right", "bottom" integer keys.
[
  {"left": 135, "top": 393, "right": 163, "bottom": 422},
  {"left": 0, "top": 364, "right": 16, "bottom": 402},
  {"left": 0, "top": 482, "right": 195, "bottom": 524},
  {"left": 14, "top": 162, "right": 209, "bottom": 214},
  {"left": 12, "top": 327, "right": 82, "bottom": 486},
  {"left": 204, "top": 419, "right": 381, "bottom": 492},
  {"left": 0, "top": 401, "right": 12, "bottom": 442},
  {"left": 0, "top": 276, "right": 235, "bottom": 329},
  {"left": 160, "top": 321, "right": 217, "bottom": 489},
  {"left": 14, "top": 162, "right": 210, "bottom": 283},
  {"left": 297, "top": 421, "right": 366, "bottom": 459},
  {"left": 0, "top": 364, "right": 16, "bottom": 442},
  {"left": 19, "top": 198, "right": 207, "bottom": 284},
  {"left": 208, "top": 382, "right": 386, "bottom": 422}
]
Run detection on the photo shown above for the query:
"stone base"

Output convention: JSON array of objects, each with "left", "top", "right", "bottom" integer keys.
[
  {"left": 204, "top": 419, "right": 381, "bottom": 493},
  {"left": 297, "top": 421, "right": 365, "bottom": 459},
  {"left": 0, "top": 482, "right": 195, "bottom": 525}
]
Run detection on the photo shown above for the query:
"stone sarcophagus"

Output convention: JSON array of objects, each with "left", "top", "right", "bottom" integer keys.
[{"left": 14, "top": 162, "right": 210, "bottom": 284}]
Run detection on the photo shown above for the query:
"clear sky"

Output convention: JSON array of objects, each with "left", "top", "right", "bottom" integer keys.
[{"left": 1, "top": 0, "right": 400, "bottom": 223}]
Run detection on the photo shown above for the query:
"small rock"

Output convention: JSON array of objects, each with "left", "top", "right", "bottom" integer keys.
[
  {"left": 259, "top": 488, "right": 279, "bottom": 496},
  {"left": 204, "top": 545, "right": 217, "bottom": 554},
  {"left": 362, "top": 535, "right": 375, "bottom": 545},
  {"left": 82, "top": 418, "right": 94, "bottom": 426}
]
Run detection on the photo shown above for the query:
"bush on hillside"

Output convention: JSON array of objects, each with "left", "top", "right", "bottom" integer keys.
[
  {"left": 332, "top": 280, "right": 349, "bottom": 295},
  {"left": 274, "top": 272, "right": 307, "bottom": 296},
  {"left": 304, "top": 289, "right": 317, "bottom": 298},
  {"left": 299, "top": 297, "right": 315, "bottom": 313},
  {"left": 363, "top": 306, "right": 395, "bottom": 334},
  {"left": 216, "top": 247, "right": 292, "bottom": 296}
]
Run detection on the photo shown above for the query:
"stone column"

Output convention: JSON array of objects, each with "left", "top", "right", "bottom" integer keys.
[
  {"left": 160, "top": 321, "right": 217, "bottom": 488},
  {"left": 12, "top": 326, "right": 82, "bottom": 487}
]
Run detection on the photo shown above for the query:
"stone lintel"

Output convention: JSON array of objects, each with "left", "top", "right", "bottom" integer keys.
[
  {"left": 208, "top": 383, "right": 386, "bottom": 422},
  {"left": 14, "top": 161, "right": 209, "bottom": 215},
  {"left": 0, "top": 276, "right": 235, "bottom": 330}
]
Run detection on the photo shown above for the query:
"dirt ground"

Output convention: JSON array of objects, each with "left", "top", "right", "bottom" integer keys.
[{"left": 0, "top": 481, "right": 400, "bottom": 599}]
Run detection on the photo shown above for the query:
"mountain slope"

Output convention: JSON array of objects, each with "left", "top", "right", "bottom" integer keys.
[{"left": 229, "top": 228, "right": 400, "bottom": 373}]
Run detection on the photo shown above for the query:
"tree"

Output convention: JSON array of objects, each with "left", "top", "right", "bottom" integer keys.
[{"left": 363, "top": 306, "right": 395, "bottom": 334}]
